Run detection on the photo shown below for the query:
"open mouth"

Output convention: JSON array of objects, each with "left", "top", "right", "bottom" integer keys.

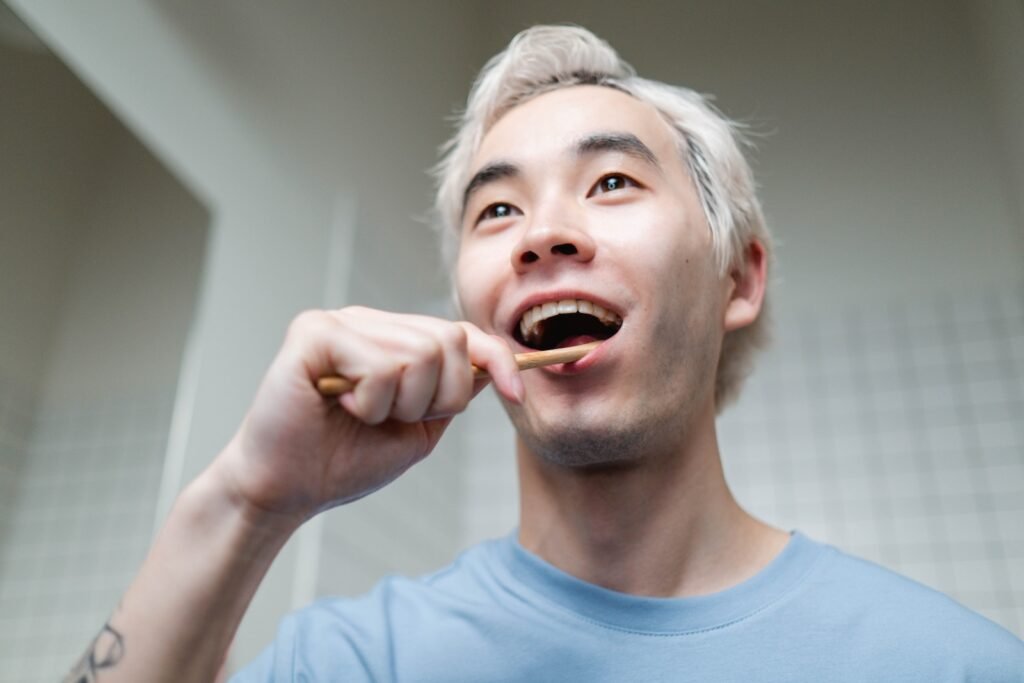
[{"left": 513, "top": 298, "right": 623, "bottom": 351}]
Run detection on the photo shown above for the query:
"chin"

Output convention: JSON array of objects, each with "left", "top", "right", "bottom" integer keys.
[
  {"left": 503, "top": 360, "right": 715, "bottom": 468},
  {"left": 508, "top": 406, "right": 662, "bottom": 469}
]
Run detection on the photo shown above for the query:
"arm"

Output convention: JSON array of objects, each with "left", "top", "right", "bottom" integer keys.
[
  {"left": 64, "top": 452, "right": 293, "bottom": 683},
  {"left": 63, "top": 307, "right": 523, "bottom": 683}
]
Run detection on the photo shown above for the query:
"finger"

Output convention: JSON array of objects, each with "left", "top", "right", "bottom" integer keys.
[
  {"left": 327, "top": 311, "right": 453, "bottom": 422},
  {"left": 459, "top": 323, "right": 523, "bottom": 403},
  {"left": 339, "top": 351, "right": 401, "bottom": 425},
  {"left": 352, "top": 313, "right": 475, "bottom": 419},
  {"left": 283, "top": 309, "right": 351, "bottom": 383},
  {"left": 318, "top": 316, "right": 405, "bottom": 424},
  {"left": 427, "top": 322, "right": 473, "bottom": 417},
  {"left": 324, "top": 309, "right": 508, "bottom": 413},
  {"left": 389, "top": 330, "right": 443, "bottom": 422}
]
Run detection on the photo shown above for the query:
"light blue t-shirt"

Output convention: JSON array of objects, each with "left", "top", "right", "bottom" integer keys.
[{"left": 233, "top": 531, "right": 1024, "bottom": 681}]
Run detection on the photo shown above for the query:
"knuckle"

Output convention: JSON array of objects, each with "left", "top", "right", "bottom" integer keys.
[
  {"left": 287, "top": 309, "right": 325, "bottom": 337},
  {"left": 331, "top": 305, "right": 366, "bottom": 324},
  {"left": 478, "top": 333, "right": 501, "bottom": 353},
  {"left": 442, "top": 324, "right": 469, "bottom": 349},
  {"left": 410, "top": 335, "right": 443, "bottom": 362},
  {"left": 369, "top": 360, "right": 403, "bottom": 384}
]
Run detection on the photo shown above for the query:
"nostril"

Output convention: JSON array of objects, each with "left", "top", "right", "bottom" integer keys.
[
  {"left": 552, "top": 243, "right": 577, "bottom": 256},
  {"left": 520, "top": 251, "right": 539, "bottom": 264}
]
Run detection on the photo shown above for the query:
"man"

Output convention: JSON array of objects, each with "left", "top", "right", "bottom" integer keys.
[{"left": 68, "top": 25, "right": 1022, "bottom": 683}]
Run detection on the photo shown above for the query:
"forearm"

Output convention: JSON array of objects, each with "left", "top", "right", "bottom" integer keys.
[{"left": 65, "top": 454, "right": 299, "bottom": 683}]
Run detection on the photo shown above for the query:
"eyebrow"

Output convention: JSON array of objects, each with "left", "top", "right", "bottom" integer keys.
[
  {"left": 574, "top": 131, "right": 660, "bottom": 168},
  {"left": 462, "top": 161, "right": 520, "bottom": 216}
]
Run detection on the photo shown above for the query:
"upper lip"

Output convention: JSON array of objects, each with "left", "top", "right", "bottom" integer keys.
[{"left": 505, "top": 289, "right": 626, "bottom": 342}]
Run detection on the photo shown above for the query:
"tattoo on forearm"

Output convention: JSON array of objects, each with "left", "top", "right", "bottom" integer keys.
[{"left": 63, "top": 622, "right": 125, "bottom": 683}]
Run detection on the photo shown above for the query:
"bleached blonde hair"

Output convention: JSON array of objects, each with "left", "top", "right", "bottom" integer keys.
[{"left": 433, "top": 25, "right": 773, "bottom": 412}]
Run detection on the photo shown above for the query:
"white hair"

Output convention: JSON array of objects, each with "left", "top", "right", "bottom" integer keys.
[{"left": 432, "top": 25, "right": 773, "bottom": 412}]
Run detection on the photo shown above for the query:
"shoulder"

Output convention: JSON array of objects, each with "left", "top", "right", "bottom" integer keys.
[
  {"left": 292, "top": 540, "right": 498, "bottom": 635},
  {"left": 812, "top": 543, "right": 1010, "bottom": 636},
  {"left": 796, "top": 538, "right": 1024, "bottom": 678},
  {"left": 232, "top": 540, "right": 503, "bottom": 681}
]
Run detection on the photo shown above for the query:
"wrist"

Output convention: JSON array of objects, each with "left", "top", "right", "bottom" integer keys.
[{"left": 189, "top": 440, "right": 305, "bottom": 547}]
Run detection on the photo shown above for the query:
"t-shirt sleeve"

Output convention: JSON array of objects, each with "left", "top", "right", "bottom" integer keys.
[
  {"left": 228, "top": 592, "right": 392, "bottom": 682},
  {"left": 228, "top": 612, "right": 318, "bottom": 683}
]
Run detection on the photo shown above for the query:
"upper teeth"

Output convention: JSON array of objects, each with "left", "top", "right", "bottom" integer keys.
[{"left": 518, "top": 299, "right": 622, "bottom": 342}]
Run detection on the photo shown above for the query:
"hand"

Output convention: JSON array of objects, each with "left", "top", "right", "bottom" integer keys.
[{"left": 211, "top": 307, "right": 523, "bottom": 530}]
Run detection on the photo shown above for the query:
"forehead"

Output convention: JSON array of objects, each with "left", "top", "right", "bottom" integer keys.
[{"left": 472, "top": 85, "right": 682, "bottom": 171}]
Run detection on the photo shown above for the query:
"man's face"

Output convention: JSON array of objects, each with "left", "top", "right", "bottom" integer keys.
[{"left": 455, "top": 85, "right": 730, "bottom": 466}]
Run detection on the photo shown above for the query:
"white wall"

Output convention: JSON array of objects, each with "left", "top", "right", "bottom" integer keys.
[
  {"left": 968, "top": 1, "right": 1024, "bottom": 230},
  {"left": 0, "top": 41, "right": 113, "bottom": 389},
  {"left": 0, "top": 37, "right": 209, "bottom": 682},
  {"left": 0, "top": 40, "right": 112, "bottom": 561},
  {"left": 37, "top": 127, "right": 208, "bottom": 400},
  {"left": 717, "top": 287, "right": 1024, "bottom": 633}
]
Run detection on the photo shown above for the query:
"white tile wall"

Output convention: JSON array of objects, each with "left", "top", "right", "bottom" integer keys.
[
  {"left": 0, "top": 391, "right": 172, "bottom": 683},
  {"left": 459, "top": 389, "right": 518, "bottom": 551},
  {"left": 315, "top": 423, "right": 469, "bottom": 598},
  {"left": 460, "top": 286, "right": 1024, "bottom": 637},
  {"left": 719, "top": 286, "right": 1024, "bottom": 636},
  {"left": 0, "top": 374, "right": 34, "bottom": 580}
]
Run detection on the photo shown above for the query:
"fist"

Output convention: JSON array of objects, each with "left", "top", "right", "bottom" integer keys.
[{"left": 213, "top": 307, "right": 523, "bottom": 527}]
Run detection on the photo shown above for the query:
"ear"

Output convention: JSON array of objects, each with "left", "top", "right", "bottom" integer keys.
[{"left": 723, "top": 239, "right": 768, "bottom": 332}]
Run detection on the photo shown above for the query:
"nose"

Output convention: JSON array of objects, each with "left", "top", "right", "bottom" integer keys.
[{"left": 512, "top": 215, "right": 596, "bottom": 274}]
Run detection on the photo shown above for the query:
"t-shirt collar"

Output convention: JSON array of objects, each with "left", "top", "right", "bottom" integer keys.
[{"left": 486, "top": 529, "right": 825, "bottom": 635}]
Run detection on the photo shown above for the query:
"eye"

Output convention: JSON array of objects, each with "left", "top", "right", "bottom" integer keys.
[
  {"left": 477, "top": 202, "right": 521, "bottom": 224},
  {"left": 589, "top": 173, "right": 639, "bottom": 196}
]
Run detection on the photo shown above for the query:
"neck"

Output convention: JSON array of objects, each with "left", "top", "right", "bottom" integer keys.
[{"left": 516, "top": 402, "right": 788, "bottom": 597}]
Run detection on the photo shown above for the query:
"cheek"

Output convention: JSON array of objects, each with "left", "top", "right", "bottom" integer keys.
[
  {"left": 454, "top": 243, "right": 503, "bottom": 328},
  {"left": 599, "top": 204, "right": 712, "bottom": 285},
  {"left": 600, "top": 207, "right": 720, "bottom": 342},
  {"left": 453, "top": 264, "right": 479, "bottom": 321}
]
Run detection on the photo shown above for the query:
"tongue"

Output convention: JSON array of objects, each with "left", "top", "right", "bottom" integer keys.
[{"left": 557, "top": 334, "right": 601, "bottom": 349}]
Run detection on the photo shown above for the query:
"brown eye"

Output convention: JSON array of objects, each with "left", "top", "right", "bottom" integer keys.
[
  {"left": 478, "top": 202, "right": 520, "bottom": 224},
  {"left": 590, "top": 174, "right": 637, "bottom": 196}
]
